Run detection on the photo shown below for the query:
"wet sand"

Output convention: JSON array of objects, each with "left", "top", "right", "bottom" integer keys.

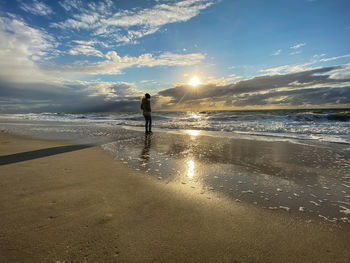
[
  {"left": 1, "top": 131, "right": 350, "bottom": 263},
  {"left": 103, "top": 129, "right": 350, "bottom": 222}
]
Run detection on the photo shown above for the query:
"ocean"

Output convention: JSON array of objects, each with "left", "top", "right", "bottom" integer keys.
[
  {"left": 1, "top": 109, "right": 350, "bottom": 224},
  {"left": 2, "top": 108, "right": 350, "bottom": 144}
]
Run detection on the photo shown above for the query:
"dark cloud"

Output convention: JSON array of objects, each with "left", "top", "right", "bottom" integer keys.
[
  {"left": 83, "top": 100, "right": 141, "bottom": 113},
  {"left": 1, "top": 64, "right": 350, "bottom": 113},
  {"left": 158, "top": 65, "right": 350, "bottom": 108},
  {"left": 0, "top": 80, "right": 141, "bottom": 113},
  {"left": 231, "top": 87, "right": 350, "bottom": 107}
]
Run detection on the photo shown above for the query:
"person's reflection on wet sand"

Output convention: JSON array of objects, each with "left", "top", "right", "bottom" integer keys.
[{"left": 140, "top": 133, "right": 152, "bottom": 161}]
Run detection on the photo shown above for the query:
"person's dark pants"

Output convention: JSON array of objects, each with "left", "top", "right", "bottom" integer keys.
[{"left": 144, "top": 114, "right": 152, "bottom": 132}]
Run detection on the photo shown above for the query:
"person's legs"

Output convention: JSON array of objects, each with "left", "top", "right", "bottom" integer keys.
[
  {"left": 144, "top": 115, "right": 149, "bottom": 132},
  {"left": 148, "top": 115, "right": 152, "bottom": 132}
]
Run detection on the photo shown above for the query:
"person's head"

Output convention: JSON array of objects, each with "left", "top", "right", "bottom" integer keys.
[{"left": 145, "top": 93, "right": 151, "bottom": 99}]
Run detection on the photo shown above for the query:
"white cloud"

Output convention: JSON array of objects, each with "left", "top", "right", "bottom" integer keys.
[
  {"left": 88, "top": 0, "right": 113, "bottom": 14},
  {"left": 290, "top": 42, "right": 306, "bottom": 49},
  {"left": 86, "top": 81, "right": 143, "bottom": 100},
  {"left": 74, "top": 51, "right": 206, "bottom": 75},
  {"left": 102, "top": 0, "right": 213, "bottom": 28},
  {"left": 20, "top": 0, "right": 53, "bottom": 16},
  {"left": 59, "top": 0, "right": 83, "bottom": 11},
  {"left": 272, "top": 49, "right": 282, "bottom": 56},
  {"left": 0, "top": 15, "right": 56, "bottom": 82},
  {"left": 289, "top": 50, "right": 301, "bottom": 55},
  {"left": 329, "top": 72, "right": 350, "bottom": 80},
  {"left": 72, "top": 39, "right": 110, "bottom": 48},
  {"left": 329, "top": 63, "right": 350, "bottom": 79},
  {"left": 261, "top": 61, "right": 350, "bottom": 77},
  {"left": 320, "top": 54, "right": 350, "bottom": 62},
  {"left": 260, "top": 62, "right": 313, "bottom": 75},
  {"left": 204, "top": 74, "right": 242, "bottom": 85},
  {"left": 313, "top": 53, "right": 326, "bottom": 58},
  {"left": 52, "top": 13, "right": 100, "bottom": 30},
  {"left": 69, "top": 45, "right": 104, "bottom": 57},
  {"left": 52, "top": 0, "right": 215, "bottom": 43},
  {"left": 0, "top": 12, "right": 205, "bottom": 83}
]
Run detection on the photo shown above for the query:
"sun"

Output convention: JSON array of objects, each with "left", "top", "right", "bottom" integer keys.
[{"left": 189, "top": 76, "right": 201, "bottom": 87}]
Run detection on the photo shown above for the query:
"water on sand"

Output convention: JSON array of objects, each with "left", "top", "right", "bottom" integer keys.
[{"left": 1, "top": 112, "right": 350, "bottom": 224}]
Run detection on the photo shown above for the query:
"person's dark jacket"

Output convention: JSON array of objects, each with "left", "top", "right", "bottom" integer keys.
[{"left": 141, "top": 98, "right": 151, "bottom": 113}]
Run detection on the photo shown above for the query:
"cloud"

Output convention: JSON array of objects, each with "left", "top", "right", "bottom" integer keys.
[
  {"left": 330, "top": 72, "right": 350, "bottom": 80},
  {"left": 72, "top": 40, "right": 108, "bottom": 47},
  {"left": 329, "top": 63, "right": 350, "bottom": 79},
  {"left": 289, "top": 50, "right": 301, "bottom": 56},
  {"left": 85, "top": 81, "right": 143, "bottom": 100},
  {"left": 52, "top": 0, "right": 215, "bottom": 43},
  {"left": 290, "top": 42, "right": 306, "bottom": 49},
  {"left": 204, "top": 74, "right": 242, "bottom": 85},
  {"left": 59, "top": 0, "right": 83, "bottom": 11},
  {"left": 0, "top": 13, "right": 149, "bottom": 113},
  {"left": 101, "top": 0, "right": 213, "bottom": 28},
  {"left": 320, "top": 54, "right": 350, "bottom": 62},
  {"left": 0, "top": 12, "right": 205, "bottom": 79},
  {"left": 87, "top": 0, "right": 113, "bottom": 14},
  {"left": 0, "top": 15, "right": 57, "bottom": 82},
  {"left": 0, "top": 11, "right": 206, "bottom": 113},
  {"left": 52, "top": 13, "right": 101, "bottom": 30},
  {"left": 272, "top": 49, "right": 282, "bottom": 56},
  {"left": 0, "top": 78, "right": 143, "bottom": 113},
  {"left": 69, "top": 44, "right": 104, "bottom": 57},
  {"left": 230, "top": 86, "right": 350, "bottom": 107},
  {"left": 260, "top": 62, "right": 313, "bottom": 75},
  {"left": 313, "top": 53, "right": 326, "bottom": 59},
  {"left": 2, "top": 62, "right": 350, "bottom": 112},
  {"left": 56, "top": 51, "right": 205, "bottom": 75},
  {"left": 157, "top": 64, "right": 350, "bottom": 109},
  {"left": 59, "top": 0, "right": 113, "bottom": 14},
  {"left": 20, "top": 0, "right": 53, "bottom": 16}
]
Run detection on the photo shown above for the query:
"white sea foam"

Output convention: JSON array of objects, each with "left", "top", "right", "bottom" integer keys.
[
  {"left": 1, "top": 109, "right": 350, "bottom": 144},
  {"left": 339, "top": 206, "right": 350, "bottom": 215},
  {"left": 340, "top": 217, "right": 350, "bottom": 223},
  {"left": 338, "top": 201, "right": 350, "bottom": 206},
  {"left": 279, "top": 206, "right": 290, "bottom": 212},
  {"left": 241, "top": 190, "right": 254, "bottom": 194},
  {"left": 318, "top": 215, "right": 337, "bottom": 223},
  {"left": 310, "top": 201, "right": 321, "bottom": 207}
]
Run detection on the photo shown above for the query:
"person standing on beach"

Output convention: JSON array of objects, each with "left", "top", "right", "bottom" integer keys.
[{"left": 141, "top": 93, "right": 152, "bottom": 133}]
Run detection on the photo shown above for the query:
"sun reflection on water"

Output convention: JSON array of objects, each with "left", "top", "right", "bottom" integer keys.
[
  {"left": 187, "top": 159, "right": 195, "bottom": 178},
  {"left": 187, "top": 130, "right": 200, "bottom": 137},
  {"left": 188, "top": 112, "right": 201, "bottom": 119}
]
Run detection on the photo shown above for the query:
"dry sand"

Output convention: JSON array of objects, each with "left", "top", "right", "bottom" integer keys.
[{"left": 0, "top": 131, "right": 350, "bottom": 263}]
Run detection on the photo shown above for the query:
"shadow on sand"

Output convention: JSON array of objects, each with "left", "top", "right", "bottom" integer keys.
[{"left": 0, "top": 144, "right": 95, "bottom": 166}]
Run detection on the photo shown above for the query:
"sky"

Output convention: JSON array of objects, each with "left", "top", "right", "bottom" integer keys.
[{"left": 0, "top": 0, "right": 350, "bottom": 113}]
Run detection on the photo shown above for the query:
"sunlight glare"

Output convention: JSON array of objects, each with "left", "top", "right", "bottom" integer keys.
[
  {"left": 187, "top": 159, "right": 195, "bottom": 178},
  {"left": 187, "top": 130, "right": 200, "bottom": 137},
  {"left": 189, "top": 76, "right": 200, "bottom": 86}
]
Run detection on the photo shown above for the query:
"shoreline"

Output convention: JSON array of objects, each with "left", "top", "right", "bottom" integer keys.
[
  {"left": 2, "top": 118, "right": 350, "bottom": 222},
  {"left": 1, "top": 131, "right": 350, "bottom": 262}
]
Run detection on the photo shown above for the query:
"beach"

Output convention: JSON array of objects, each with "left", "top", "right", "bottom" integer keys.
[
  {"left": 1, "top": 130, "right": 350, "bottom": 263},
  {"left": 2, "top": 0, "right": 350, "bottom": 261}
]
